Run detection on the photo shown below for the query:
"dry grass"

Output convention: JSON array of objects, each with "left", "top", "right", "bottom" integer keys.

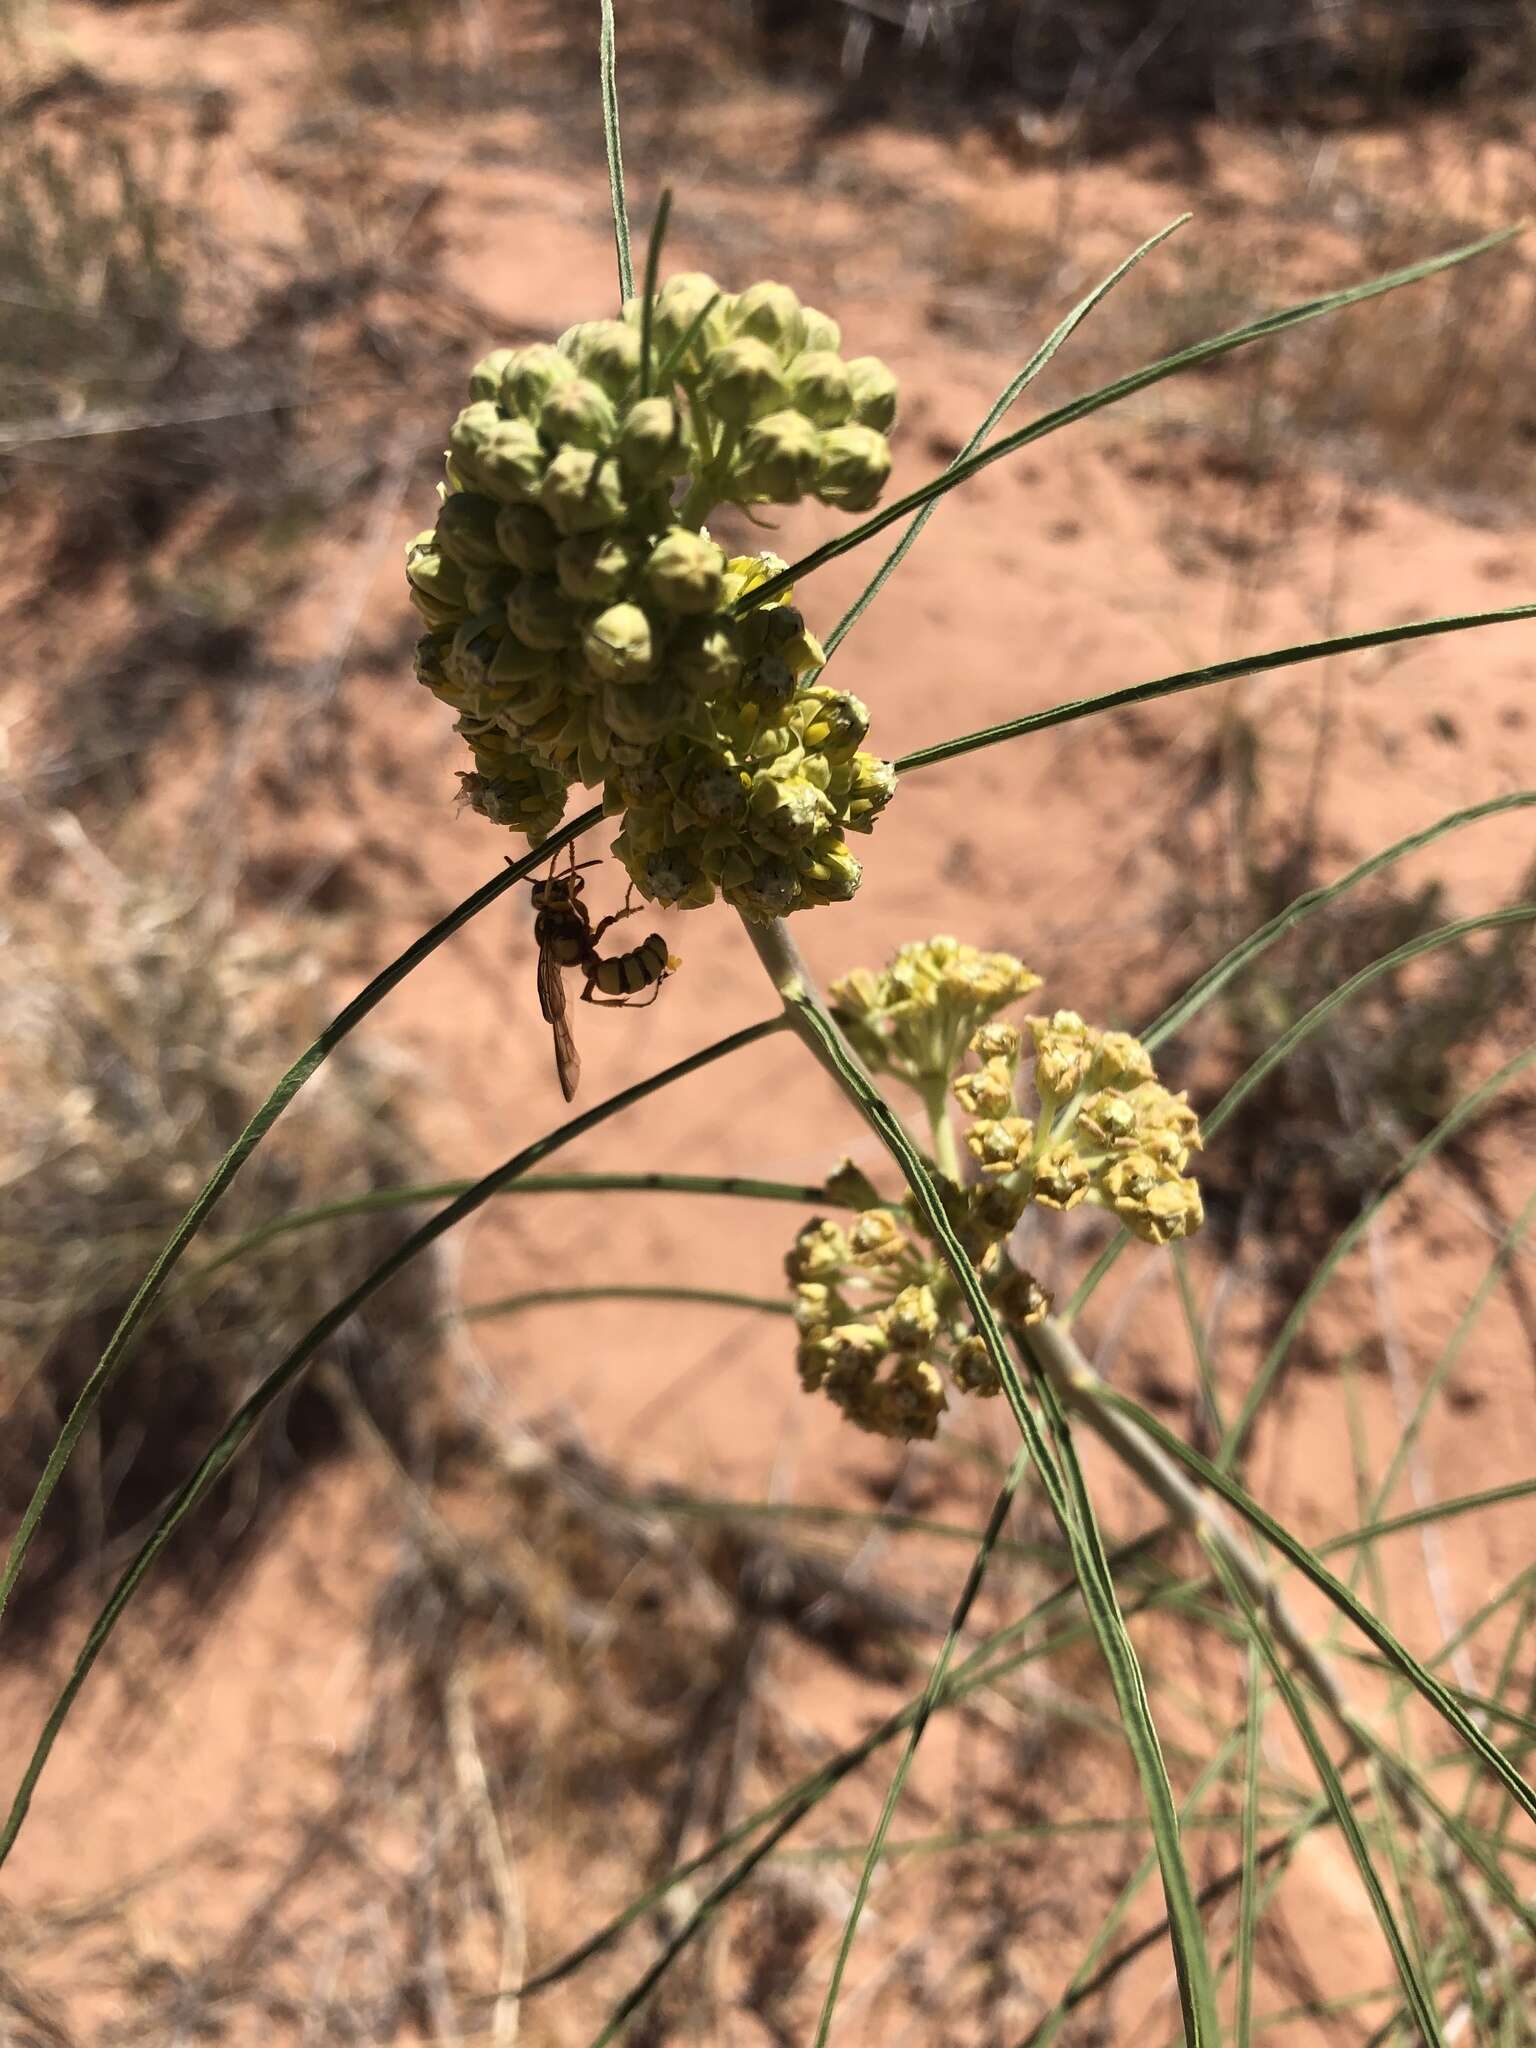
[{"left": 0, "top": 810, "right": 441, "bottom": 1626}]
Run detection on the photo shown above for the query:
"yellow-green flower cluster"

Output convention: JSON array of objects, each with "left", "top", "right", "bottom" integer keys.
[
  {"left": 956, "top": 1011, "right": 1205, "bottom": 1248},
  {"left": 786, "top": 941, "right": 1206, "bottom": 1440},
  {"left": 787, "top": 1208, "right": 1050, "bottom": 1441},
  {"left": 408, "top": 275, "right": 900, "bottom": 917},
  {"left": 830, "top": 936, "right": 1044, "bottom": 1098}
]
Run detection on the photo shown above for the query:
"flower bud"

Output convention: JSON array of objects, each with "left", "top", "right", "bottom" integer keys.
[
  {"left": 816, "top": 423, "right": 892, "bottom": 511},
  {"left": 845, "top": 355, "right": 899, "bottom": 431},
  {"left": 1125, "top": 1176, "right": 1205, "bottom": 1246},
  {"left": 506, "top": 575, "right": 581, "bottom": 651},
  {"left": 951, "top": 1336, "right": 1001, "bottom": 1397},
  {"left": 458, "top": 764, "right": 568, "bottom": 839},
  {"left": 603, "top": 672, "right": 690, "bottom": 744},
  {"left": 682, "top": 759, "right": 748, "bottom": 827},
  {"left": 582, "top": 601, "right": 654, "bottom": 684},
  {"left": 750, "top": 772, "right": 830, "bottom": 850},
  {"left": 616, "top": 395, "right": 690, "bottom": 482},
  {"left": 494, "top": 503, "right": 562, "bottom": 574},
  {"left": 446, "top": 611, "right": 505, "bottom": 695},
  {"left": 742, "top": 655, "right": 796, "bottom": 712},
  {"left": 435, "top": 491, "right": 506, "bottom": 570},
  {"left": 406, "top": 533, "right": 467, "bottom": 624},
  {"left": 1094, "top": 1031, "right": 1156, "bottom": 1088},
  {"left": 540, "top": 447, "right": 628, "bottom": 534},
  {"left": 452, "top": 406, "right": 547, "bottom": 502},
  {"left": 487, "top": 629, "right": 552, "bottom": 685},
  {"left": 501, "top": 343, "right": 576, "bottom": 418},
  {"left": 955, "top": 1058, "right": 1015, "bottom": 1120},
  {"left": 787, "top": 1217, "right": 849, "bottom": 1284},
  {"left": 972, "top": 1022, "right": 1022, "bottom": 1065},
  {"left": 786, "top": 350, "right": 854, "bottom": 427},
  {"left": 642, "top": 529, "right": 726, "bottom": 616},
  {"left": 731, "top": 855, "right": 800, "bottom": 920},
  {"left": 885, "top": 1283, "right": 939, "bottom": 1352},
  {"left": 799, "top": 838, "right": 863, "bottom": 905},
  {"left": 991, "top": 1264, "right": 1051, "bottom": 1327},
  {"left": 848, "top": 1209, "right": 908, "bottom": 1266},
  {"left": 840, "top": 752, "right": 897, "bottom": 830},
  {"left": 632, "top": 841, "right": 714, "bottom": 910},
  {"left": 414, "top": 627, "right": 455, "bottom": 696},
  {"left": 1030, "top": 1139, "right": 1092, "bottom": 1212},
  {"left": 538, "top": 375, "right": 619, "bottom": 452},
  {"left": 467, "top": 348, "right": 518, "bottom": 402},
  {"left": 649, "top": 272, "right": 730, "bottom": 368},
  {"left": 735, "top": 408, "right": 820, "bottom": 501},
  {"left": 669, "top": 614, "right": 742, "bottom": 695},
  {"left": 704, "top": 337, "right": 789, "bottom": 425},
  {"left": 966, "top": 1116, "right": 1035, "bottom": 1177},
  {"left": 731, "top": 280, "right": 806, "bottom": 360},
  {"left": 555, "top": 532, "right": 637, "bottom": 602},
  {"left": 797, "top": 688, "right": 870, "bottom": 762},
  {"left": 560, "top": 317, "right": 642, "bottom": 398},
  {"left": 879, "top": 1359, "right": 947, "bottom": 1441},
  {"left": 1030, "top": 1012, "right": 1096, "bottom": 1100},
  {"left": 462, "top": 563, "right": 519, "bottom": 615},
  {"left": 801, "top": 306, "right": 842, "bottom": 355}
]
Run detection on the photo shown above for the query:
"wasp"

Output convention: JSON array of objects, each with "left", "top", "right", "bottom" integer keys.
[{"left": 522, "top": 847, "right": 678, "bottom": 1101}]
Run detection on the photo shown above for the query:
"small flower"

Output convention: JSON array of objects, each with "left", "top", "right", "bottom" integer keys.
[
  {"left": 816, "top": 423, "right": 892, "bottom": 512},
  {"left": 1029, "top": 1011, "right": 1097, "bottom": 1100},
  {"left": 787, "top": 1217, "right": 849, "bottom": 1283},
  {"left": 846, "top": 355, "right": 900, "bottom": 431},
  {"left": 642, "top": 529, "right": 726, "bottom": 615},
  {"left": 884, "top": 1283, "right": 939, "bottom": 1352},
  {"left": 965, "top": 1115, "right": 1035, "bottom": 1177}
]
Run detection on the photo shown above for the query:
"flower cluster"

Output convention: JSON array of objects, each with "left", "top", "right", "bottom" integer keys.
[
  {"left": 788, "top": 940, "right": 1205, "bottom": 1440},
  {"left": 956, "top": 1011, "right": 1204, "bottom": 1249},
  {"left": 830, "top": 936, "right": 1043, "bottom": 1098},
  {"left": 787, "top": 1207, "right": 1049, "bottom": 1442},
  {"left": 409, "top": 274, "right": 900, "bottom": 918}
]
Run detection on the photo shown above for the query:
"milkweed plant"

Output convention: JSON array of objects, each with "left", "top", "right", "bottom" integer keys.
[{"left": 6, "top": 7, "right": 1536, "bottom": 2042}]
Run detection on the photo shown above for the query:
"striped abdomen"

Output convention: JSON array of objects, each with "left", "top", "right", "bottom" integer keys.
[{"left": 589, "top": 933, "right": 672, "bottom": 996}]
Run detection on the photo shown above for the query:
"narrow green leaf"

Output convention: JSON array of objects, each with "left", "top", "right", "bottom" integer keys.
[
  {"left": 809, "top": 1448, "right": 1033, "bottom": 2047},
  {"left": 1208, "top": 1544, "right": 1448, "bottom": 2048},
  {"left": 1221, "top": 1039, "right": 1536, "bottom": 1464},
  {"left": 743, "top": 227, "right": 1523, "bottom": 613},
  {"left": 1101, "top": 1389, "right": 1536, "bottom": 1829},
  {"left": 896, "top": 613, "right": 1536, "bottom": 778},
  {"left": 178, "top": 1168, "right": 844, "bottom": 1296},
  {"left": 823, "top": 215, "right": 1190, "bottom": 663},
  {"left": 598, "top": 0, "right": 632, "bottom": 304},
  {"left": 1235, "top": 1645, "right": 1265, "bottom": 2048},
  {"left": 0, "top": 805, "right": 604, "bottom": 1633},
  {"left": 637, "top": 186, "right": 671, "bottom": 396},
  {"left": 0, "top": 1015, "right": 785, "bottom": 1868},
  {"left": 1144, "top": 789, "right": 1536, "bottom": 1051},
  {"left": 462, "top": 1281, "right": 789, "bottom": 1323}
]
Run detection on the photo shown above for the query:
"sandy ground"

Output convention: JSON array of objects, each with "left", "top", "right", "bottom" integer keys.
[{"left": 3, "top": 5, "right": 1536, "bottom": 2041}]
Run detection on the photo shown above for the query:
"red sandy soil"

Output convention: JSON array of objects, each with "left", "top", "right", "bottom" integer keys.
[{"left": 3, "top": 6, "right": 1535, "bottom": 2041}]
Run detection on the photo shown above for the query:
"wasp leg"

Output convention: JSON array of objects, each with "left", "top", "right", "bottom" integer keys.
[
  {"left": 589, "top": 888, "right": 642, "bottom": 945},
  {"left": 580, "top": 977, "right": 666, "bottom": 1009}
]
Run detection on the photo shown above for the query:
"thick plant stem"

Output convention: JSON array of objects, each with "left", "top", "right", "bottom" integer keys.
[{"left": 1026, "top": 1313, "right": 1507, "bottom": 1960}]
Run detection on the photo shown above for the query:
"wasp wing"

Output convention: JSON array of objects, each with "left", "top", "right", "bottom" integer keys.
[{"left": 537, "top": 944, "right": 581, "bottom": 1101}]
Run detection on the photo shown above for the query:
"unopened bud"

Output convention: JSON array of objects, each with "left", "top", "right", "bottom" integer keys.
[
  {"left": 540, "top": 447, "right": 628, "bottom": 534},
  {"left": 467, "top": 348, "right": 517, "bottom": 403},
  {"left": 556, "top": 532, "right": 638, "bottom": 602},
  {"left": 495, "top": 503, "right": 562, "bottom": 573},
  {"left": 816, "top": 423, "right": 892, "bottom": 511},
  {"left": 501, "top": 343, "right": 576, "bottom": 418},
  {"left": 436, "top": 491, "right": 506, "bottom": 570},
  {"left": 538, "top": 375, "right": 619, "bottom": 452},
  {"left": 507, "top": 576, "right": 582, "bottom": 651},
  {"left": 735, "top": 408, "right": 821, "bottom": 501},
  {"left": 704, "top": 337, "right": 789, "bottom": 425},
  {"left": 642, "top": 529, "right": 726, "bottom": 615},
  {"left": 617, "top": 395, "right": 690, "bottom": 481},
  {"left": 845, "top": 355, "right": 899, "bottom": 431},
  {"left": 786, "top": 350, "right": 854, "bottom": 427},
  {"left": 582, "top": 601, "right": 655, "bottom": 684},
  {"left": 560, "top": 317, "right": 642, "bottom": 398},
  {"left": 731, "top": 281, "right": 806, "bottom": 360}
]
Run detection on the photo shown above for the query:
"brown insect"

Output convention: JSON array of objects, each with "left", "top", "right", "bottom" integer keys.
[{"left": 523, "top": 847, "right": 678, "bottom": 1101}]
